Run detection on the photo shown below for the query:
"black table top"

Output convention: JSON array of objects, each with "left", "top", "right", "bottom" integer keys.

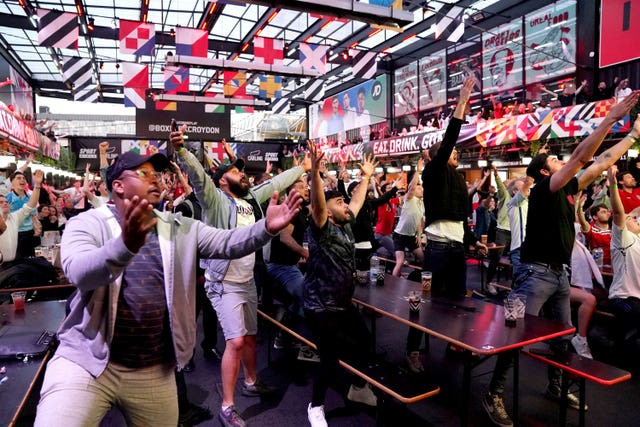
[
  {"left": 353, "top": 274, "right": 575, "bottom": 355},
  {"left": 0, "top": 300, "right": 66, "bottom": 426}
]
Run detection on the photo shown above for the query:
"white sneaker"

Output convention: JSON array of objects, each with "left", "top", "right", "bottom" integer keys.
[
  {"left": 487, "top": 282, "right": 498, "bottom": 295},
  {"left": 307, "top": 403, "right": 328, "bottom": 427},
  {"left": 571, "top": 335, "right": 593, "bottom": 359},
  {"left": 347, "top": 383, "right": 378, "bottom": 406}
]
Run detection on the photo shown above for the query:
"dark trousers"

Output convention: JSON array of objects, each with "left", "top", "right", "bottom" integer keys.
[
  {"left": 486, "top": 228, "right": 511, "bottom": 283},
  {"left": 425, "top": 240, "right": 468, "bottom": 298},
  {"left": 305, "top": 305, "right": 372, "bottom": 406},
  {"left": 17, "top": 230, "right": 36, "bottom": 259}
]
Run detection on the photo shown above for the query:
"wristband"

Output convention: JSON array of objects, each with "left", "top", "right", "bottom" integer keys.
[
  {"left": 627, "top": 133, "right": 640, "bottom": 144},
  {"left": 177, "top": 146, "right": 185, "bottom": 154}
]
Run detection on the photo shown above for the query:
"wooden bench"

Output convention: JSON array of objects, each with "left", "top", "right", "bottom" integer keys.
[
  {"left": 258, "top": 308, "right": 440, "bottom": 405},
  {"left": 522, "top": 347, "right": 631, "bottom": 427}
]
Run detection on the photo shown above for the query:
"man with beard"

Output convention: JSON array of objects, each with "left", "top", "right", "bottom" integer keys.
[{"left": 171, "top": 128, "right": 310, "bottom": 427}]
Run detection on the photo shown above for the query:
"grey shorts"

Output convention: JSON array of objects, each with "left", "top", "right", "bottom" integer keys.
[{"left": 205, "top": 280, "right": 257, "bottom": 340}]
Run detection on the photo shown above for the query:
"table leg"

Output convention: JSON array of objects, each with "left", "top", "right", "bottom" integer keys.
[
  {"left": 513, "top": 350, "right": 519, "bottom": 427},
  {"left": 461, "top": 351, "right": 472, "bottom": 426},
  {"left": 559, "top": 372, "right": 569, "bottom": 427},
  {"left": 369, "top": 312, "right": 377, "bottom": 356},
  {"left": 480, "top": 256, "right": 486, "bottom": 292}
]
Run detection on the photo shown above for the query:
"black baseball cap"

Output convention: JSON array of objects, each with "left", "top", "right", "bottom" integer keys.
[
  {"left": 106, "top": 151, "right": 170, "bottom": 191},
  {"left": 212, "top": 158, "right": 245, "bottom": 187}
]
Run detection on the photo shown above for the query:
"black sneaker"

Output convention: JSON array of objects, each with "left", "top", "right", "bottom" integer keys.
[
  {"left": 178, "top": 402, "right": 212, "bottom": 427},
  {"left": 218, "top": 406, "right": 245, "bottom": 427},
  {"left": 545, "top": 383, "right": 588, "bottom": 411},
  {"left": 482, "top": 391, "right": 513, "bottom": 427},
  {"left": 241, "top": 378, "right": 277, "bottom": 397}
]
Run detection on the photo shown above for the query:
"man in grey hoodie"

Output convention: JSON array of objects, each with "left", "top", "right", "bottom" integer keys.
[{"left": 34, "top": 151, "right": 301, "bottom": 427}]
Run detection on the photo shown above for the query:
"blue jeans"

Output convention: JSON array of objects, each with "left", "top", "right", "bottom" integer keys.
[
  {"left": 510, "top": 248, "right": 522, "bottom": 277},
  {"left": 266, "top": 263, "right": 304, "bottom": 312},
  {"left": 489, "top": 262, "right": 571, "bottom": 395}
]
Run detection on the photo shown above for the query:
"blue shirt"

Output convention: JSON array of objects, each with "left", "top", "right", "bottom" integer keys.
[{"left": 7, "top": 190, "right": 34, "bottom": 232}]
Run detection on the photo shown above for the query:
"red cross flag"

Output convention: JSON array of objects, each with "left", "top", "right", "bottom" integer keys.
[{"left": 253, "top": 37, "right": 283, "bottom": 66}]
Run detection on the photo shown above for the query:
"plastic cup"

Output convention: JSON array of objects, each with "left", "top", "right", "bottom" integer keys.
[
  {"left": 421, "top": 271, "right": 432, "bottom": 292},
  {"left": 408, "top": 291, "right": 421, "bottom": 313},
  {"left": 514, "top": 294, "right": 526, "bottom": 319},
  {"left": 11, "top": 291, "right": 26, "bottom": 310},
  {"left": 503, "top": 296, "right": 517, "bottom": 327},
  {"left": 481, "top": 234, "right": 488, "bottom": 245},
  {"left": 34, "top": 246, "right": 43, "bottom": 258},
  {"left": 356, "top": 270, "right": 369, "bottom": 285}
]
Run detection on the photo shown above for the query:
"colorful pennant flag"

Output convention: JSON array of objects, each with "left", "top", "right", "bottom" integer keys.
[
  {"left": 62, "top": 56, "right": 97, "bottom": 102},
  {"left": 304, "top": 79, "right": 325, "bottom": 102},
  {"left": 119, "top": 20, "right": 155, "bottom": 56},
  {"left": 368, "top": 0, "right": 403, "bottom": 8},
  {"left": 122, "top": 62, "right": 149, "bottom": 108},
  {"left": 74, "top": 86, "right": 98, "bottom": 103},
  {"left": 164, "top": 66, "right": 190, "bottom": 93},
  {"left": 271, "top": 98, "right": 290, "bottom": 115},
  {"left": 299, "top": 43, "right": 329, "bottom": 74},
  {"left": 351, "top": 51, "right": 377, "bottom": 79},
  {"left": 233, "top": 94, "right": 254, "bottom": 114},
  {"left": 253, "top": 37, "right": 284, "bottom": 66},
  {"left": 258, "top": 75, "right": 282, "bottom": 99},
  {"left": 175, "top": 27, "right": 208, "bottom": 57},
  {"left": 37, "top": 9, "right": 78, "bottom": 50},
  {"left": 223, "top": 71, "right": 247, "bottom": 97}
]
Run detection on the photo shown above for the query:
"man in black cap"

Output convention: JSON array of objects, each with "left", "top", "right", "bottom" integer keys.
[
  {"left": 171, "top": 129, "right": 310, "bottom": 427},
  {"left": 34, "top": 151, "right": 302, "bottom": 427}
]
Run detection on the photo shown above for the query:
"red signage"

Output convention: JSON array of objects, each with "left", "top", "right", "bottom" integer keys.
[
  {"left": 600, "top": 0, "right": 640, "bottom": 67},
  {"left": 0, "top": 108, "right": 59, "bottom": 159}
]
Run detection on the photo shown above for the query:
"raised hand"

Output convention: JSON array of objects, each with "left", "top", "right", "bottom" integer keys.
[
  {"left": 609, "top": 90, "right": 640, "bottom": 120},
  {"left": 607, "top": 165, "right": 618, "bottom": 186},
  {"left": 99, "top": 141, "right": 109, "bottom": 154},
  {"left": 120, "top": 195, "right": 157, "bottom": 253},
  {"left": 459, "top": 76, "right": 476, "bottom": 104},
  {"left": 169, "top": 124, "right": 188, "bottom": 151},
  {"left": 33, "top": 169, "right": 43, "bottom": 186},
  {"left": 358, "top": 153, "right": 378, "bottom": 178},
  {"left": 265, "top": 190, "right": 302, "bottom": 235},
  {"left": 307, "top": 140, "right": 324, "bottom": 171}
]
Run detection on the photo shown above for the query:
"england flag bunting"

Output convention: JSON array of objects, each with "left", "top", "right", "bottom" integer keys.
[
  {"left": 122, "top": 62, "right": 148, "bottom": 109},
  {"left": 37, "top": 9, "right": 79, "bottom": 50},
  {"left": 304, "top": 79, "right": 325, "bottom": 102},
  {"left": 351, "top": 50, "right": 377, "bottom": 80},
  {"left": 299, "top": 43, "right": 329, "bottom": 74},
  {"left": 271, "top": 97, "right": 290, "bottom": 115},
  {"left": 253, "top": 37, "right": 284, "bottom": 66},
  {"left": 119, "top": 20, "right": 155, "bottom": 56},
  {"left": 175, "top": 27, "right": 208, "bottom": 57}
]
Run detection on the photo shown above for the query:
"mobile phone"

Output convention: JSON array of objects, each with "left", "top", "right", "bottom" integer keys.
[{"left": 171, "top": 119, "right": 178, "bottom": 132}]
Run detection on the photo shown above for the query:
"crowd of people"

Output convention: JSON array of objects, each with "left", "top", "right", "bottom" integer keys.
[{"left": 2, "top": 75, "right": 640, "bottom": 427}]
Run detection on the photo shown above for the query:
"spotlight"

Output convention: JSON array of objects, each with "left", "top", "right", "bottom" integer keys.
[
  {"left": 341, "top": 51, "right": 349, "bottom": 60},
  {"left": 99, "top": 61, "right": 104, "bottom": 70},
  {"left": 87, "top": 17, "right": 95, "bottom": 31},
  {"left": 169, "top": 28, "right": 175, "bottom": 37},
  {"left": 115, "top": 62, "right": 120, "bottom": 70}
]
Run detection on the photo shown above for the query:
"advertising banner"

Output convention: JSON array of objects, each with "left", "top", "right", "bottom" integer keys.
[
  {"left": 418, "top": 50, "right": 447, "bottom": 110},
  {"left": 309, "top": 74, "right": 387, "bottom": 140},
  {"left": 481, "top": 19, "right": 523, "bottom": 95},
  {"left": 136, "top": 99, "right": 230, "bottom": 140},
  {"left": 524, "top": 1, "right": 576, "bottom": 84},
  {"left": 446, "top": 41, "right": 482, "bottom": 102},
  {"left": 70, "top": 137, "right": 167, "bottom": 172},
  {"left": 600, "top": 0, "right": 640, "bottom": 67},
  {"left": 394, "top": 62, "right": 419, "bottom": 117}
]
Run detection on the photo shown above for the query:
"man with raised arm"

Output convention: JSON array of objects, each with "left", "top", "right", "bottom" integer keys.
[
  {"left": 304, "top": 141, "right": 379, "bottom": 427},
  {"left": 483, "top": 93, "right": 640, "bottom": 427}
]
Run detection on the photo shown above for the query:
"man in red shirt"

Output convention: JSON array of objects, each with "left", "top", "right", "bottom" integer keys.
[
  {"left": 374, "top": 181, "right": 401, "bottom": 257},
  {"left": 578, "top": 203, "right": 612, "bottom": 267},
  {"left": 617, "top": 170, "right": 640, "bottom": 213}
]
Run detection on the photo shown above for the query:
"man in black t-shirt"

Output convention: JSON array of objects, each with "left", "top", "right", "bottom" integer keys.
[{"left": 482, "top": 91, "right": 640, "bottom": 427}]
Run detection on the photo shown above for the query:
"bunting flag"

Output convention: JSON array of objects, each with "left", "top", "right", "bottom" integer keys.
[
  {"left": 351, "top": 51, "right": 377, "bottom": 79},
  {"left": 122, "top": 62, "right": 149, "bottom": 108},
  {"left": 175, "top": 27, "right": 208, "bottom": 57},
  {"left": 253, "top": 37, "right": 284, "bottom": 66},
  {"left": 233, "top": 94, "right": 254, "bottom": 113},
  {"left": 74, "top": 86, "right": 99, "bottom": 103},
  {"left": 271, "top": 97, "right": 290, "bottom": 115},
  {"left": 299, "top": 43, "right": 329, "bottom": 74},
  {"left": 210, "top": 0, "right": 246, "bottom": 6},
  {"left": 223, "top": 71, "right": 247, "bottom": 97},
  {"left": 304, "top": 79, "right": 325, "bottom": 102},
  {"left": 119, "top": 20, "right": 155, "bottom": 56},
  {"left": 435, "top": 5, "right": 465, "bottom": 43},
  {"left": 37, "top": 9, "right": 79, "bottom": 49},
  {"left": 164, "top": 66, "right": 190, "bottom": 93},
  {"left": 368, "top": 0, "right": 403, "bottom": 9},
  {"left": 258, "top": 75, "right": 282, "bottom": 99},
  {"left": 155, "top": 100, "right": 177, "bottom": 111},
  {"left": 62, "top": 57, "right": 98, "bottom": 103}
]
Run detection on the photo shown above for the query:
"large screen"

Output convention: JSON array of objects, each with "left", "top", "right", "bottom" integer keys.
[
  {"left": 600, "top": 0, "right": 640, "bottom": 67},
  {"left": 309, "top": 74, "right": 388, "bottom": 140},
  {"left": 394, "top": 62, "right": 418, "bottom": 117},
  {"left": 481, "top": 19, "right": 523, "bottom": 96},
  {"left": 418, "top": 49, "right": 447, "bottom": 110},
  {"left": 0, "top": 54, "right": 34, "bottom": 122}
]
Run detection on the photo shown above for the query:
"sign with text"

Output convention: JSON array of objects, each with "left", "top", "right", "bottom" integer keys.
[
  {"left": 418, "top": 50, "right": 447, "bottom": 110},
  {"left": 524, "top": 1, "right": 576, "bottom": 84},
  {"left": 446, "top": 41, "right": 482, "bottom": 103},
  {"left": 482, "top": 19, "right": 523, "bottom": 95},
  {"left": 136, "top": 99, "right": 230, "bottom": 140},
  {"left": 70, "top": 137, "right": 167, "bottom": 172},
  {"left": 394, "top": 62, "right": 419, "bottom": 117},
  {"left": 600, "top": 0, "right": 640, "bottom": 67}
]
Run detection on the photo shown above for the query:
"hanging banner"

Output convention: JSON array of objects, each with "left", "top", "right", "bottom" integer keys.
[
  {"left": 70, "top": 137, "right": 167, "bottom": 172},
  {"left": 394, "top": 62, "right": 418, "bottom": 117},
  {"left": 524, "top": 0, "right": 576, "bottom": 85},
  {"left": 482, "top": 19, "right": 523, "bottom": 96},
  {"left": 446, "top": 41, "right": 482, "bottom": 103},
  {"left": 600, "top": 0, "right": 640, "bottom": 67},
  {"left": 418, "top": 50, "right": 447, "bottom": 111}
]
